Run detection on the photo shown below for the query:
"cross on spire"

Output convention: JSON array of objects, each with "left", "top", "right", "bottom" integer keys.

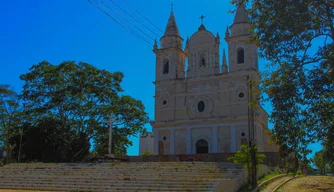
[
  {"left": 171, "top": 2, "right": 174, "bottom": 12},
  {"left": 200, "top": 15, "right": 205, "bottom": 25}
]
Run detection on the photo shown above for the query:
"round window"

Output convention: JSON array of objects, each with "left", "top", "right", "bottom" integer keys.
[
  {"left": 239, "top": 92, "right": 245, "bottom": 98},
  {"left": 163, "top": 136, "right": 167, "bottom": 141},
  {"left": 162, "top": 100, "right": 168, "bottom": 105},
  {"left": 241, "top": 132, "right": 246, "bottom": 138},
  {"left": 198, "top": 101, "right": 205, "bottom": 112}
]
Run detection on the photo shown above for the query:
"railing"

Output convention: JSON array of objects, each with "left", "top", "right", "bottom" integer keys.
[{"left": 122, "top": 152, "right": 282, "bottom": 166}]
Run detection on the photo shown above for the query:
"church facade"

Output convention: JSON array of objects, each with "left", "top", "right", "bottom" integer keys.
[{"left": 150, "top": 6, "right": 277, "bottom": 156}]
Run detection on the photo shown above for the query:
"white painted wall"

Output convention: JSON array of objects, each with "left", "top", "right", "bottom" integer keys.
[{"left": 139, "top": 133, "right": 154, "bottom": 155}]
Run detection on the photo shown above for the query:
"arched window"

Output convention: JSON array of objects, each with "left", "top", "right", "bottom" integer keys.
[
  {"left": 163, "top": 61, "right": 169, "bottom": 74},
  {"left": 201, "top": 57, "right": 205, "bottom": 67},
  {"left": 196, "top": 139, "right": 209, "bottom": 154},
  {"left": 237, "top": 48, "right": 245, "bottom": 64}
]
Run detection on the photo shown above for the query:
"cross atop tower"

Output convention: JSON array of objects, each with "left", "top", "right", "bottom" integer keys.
[
  {"left": 171, "top": 2, "right": 174, "bottom": 12},
  {"left": 199, "top": 15, "right": 205, "bottom": 25}
]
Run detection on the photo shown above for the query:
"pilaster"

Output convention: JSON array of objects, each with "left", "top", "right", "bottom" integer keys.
[
  {"left": 230, "top": 125, "right": 237, "bottom": 153},
  {"left": 212, "top": 126, "right": 218, "bottom": 153}
]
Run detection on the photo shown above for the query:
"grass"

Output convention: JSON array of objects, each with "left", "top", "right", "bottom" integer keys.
[
  {"left": 278, "top": 176, "right": 334, "bottom": 192},
  {"left": 258, "top": 172, "right": 281, "bottom": 184},
  {"left": 238, "top": 172, "right": 283, "bottom": 192}
]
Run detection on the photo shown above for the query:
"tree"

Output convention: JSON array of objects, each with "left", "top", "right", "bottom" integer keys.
[
  {"left": 10, "top": 118, "right": 90, "bottom": 163},
  {"left": 231, "top": 0, "right": 334, "bottom": 169},
  {"left": 20, "top": 61, "right": 149, "bottom": 159},
  {"left": 0, "top": 85, "right": 23, "bottom": 164},
  {"left": 313, "top": 150, "right": 328, "bottom": 175}
]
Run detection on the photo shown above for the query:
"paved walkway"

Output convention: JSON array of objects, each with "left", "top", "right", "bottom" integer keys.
[{"left": 261, "top": 176, "right": 292, "bottom": 192}]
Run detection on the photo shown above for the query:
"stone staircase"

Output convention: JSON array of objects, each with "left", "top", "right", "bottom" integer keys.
[{"left": 0, "top": 162, "right": 246, "bottom": 192}]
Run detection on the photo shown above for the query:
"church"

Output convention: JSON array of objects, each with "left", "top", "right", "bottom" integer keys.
[{"left": 148, "top": 5, "right": 277, "bottom": 156}]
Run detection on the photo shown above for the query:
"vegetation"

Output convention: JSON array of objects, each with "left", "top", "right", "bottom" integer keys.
[
  {"left": 0, "top": 85, "right": 23, "bottom": 164},
  {"left": 141, "top": 150, "right": 153, "bottom": 156},
  {"left": 231, "top": 0, "right": 334, "bottom": 175},
  {"left": 257, "top": 172, "right": 281, "bottom": 184},
  {"left": 228, "top": 145, "right": 266, "bottom": 169},
  {"left": 313, "top": 149, "right": 334, "bottom": 175},
  {"left": 0, "top": 61, "right": 149, "bottom": 163}
]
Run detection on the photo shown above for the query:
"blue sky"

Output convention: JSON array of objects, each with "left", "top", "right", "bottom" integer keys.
[{"left": 0, "top": 0, "right": 321, "bottom": 157}]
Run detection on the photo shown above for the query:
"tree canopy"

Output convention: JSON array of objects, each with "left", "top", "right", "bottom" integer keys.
[
  {"left": 0, "top": 85, "right": 23, "bottom": 163},
  {"left": 1, "top": 61, "right": 149, "bottom": 163},
  {"left": 231, "top": 0, "right": 334, "bottom": 170}
]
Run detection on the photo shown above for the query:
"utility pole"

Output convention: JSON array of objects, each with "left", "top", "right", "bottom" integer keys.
[
  {"left": 250, "top": 80, "right": 257, "bottom": 187},
  {"left": 104, "top": 113, "right": 120, "bottom": 158},
  {"left": 245, "top": 75, "right": 257, "bottom": 187}
]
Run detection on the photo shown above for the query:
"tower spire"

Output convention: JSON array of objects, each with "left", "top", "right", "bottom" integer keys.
[
  {"left": 153, "top": 39, "right": 158, "bottom": 50},
  {"left": 163, "top": 11, "right": 180, "bottom": 37},
  {"left": 222, "top": 49, "right": 228, "bottom": 73},
  {"left": 233, "top": 5, "right": 250, "bottom": 24},
  {"left": 230, "top": 5, "right": 251, "bottom": 37},
  {"left": 160, "top": 8, "right": 183, "bottom": 49},
  {"left": 185, "top": 37, "right": 189, "bottom": 51},
  {"left": 225, "top": 26, "right": 230, "bottom": 38}
]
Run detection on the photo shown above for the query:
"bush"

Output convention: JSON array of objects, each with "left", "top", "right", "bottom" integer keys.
[
  {"left": 229, "top": 145, "right": 266, "bottom": 169},
  {"left": 141, "top": 150, "right": 153, "bottom": 156}
]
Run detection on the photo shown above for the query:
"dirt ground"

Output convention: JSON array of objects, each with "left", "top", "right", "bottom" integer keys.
[
  {"left": 279, "top": 176, "right": 334, "bottom": 192},
  {"left": 260, "top": 176, "right": 293, "bottom": 192}
]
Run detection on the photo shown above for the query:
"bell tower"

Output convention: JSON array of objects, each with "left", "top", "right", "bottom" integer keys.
[
  {"left": 153, "top": 11, "right": 187, "bottom": 81},
  {"left": 225, "top": 5, "right": 258, "bottom": 72}
]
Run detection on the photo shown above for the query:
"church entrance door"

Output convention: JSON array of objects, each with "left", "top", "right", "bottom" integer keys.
[
  {"left": 158, "top": 141, "right": 164, "bottom": 155},
  {"left": 196, "top": 139, "right": 209, "bottom": 154}
]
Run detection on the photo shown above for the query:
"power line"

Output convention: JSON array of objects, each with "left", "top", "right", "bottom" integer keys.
[
  {"left": 88, "top": 0, "right": 153, "bottom": 46},
  {"left": 89, "top": 0, "right": 215, "bottom": 78},
  {"left": 108, "top": 0, "right": 162, "bottom": 38},
  {"left": 122, "top": 0, "right": 164, "bottom": 33},
  {"left": 93, "top": 0, "right": 187, "bottom": 74},
  {"left": 99, "top": 0, "right": 156, "bottom": 42}
]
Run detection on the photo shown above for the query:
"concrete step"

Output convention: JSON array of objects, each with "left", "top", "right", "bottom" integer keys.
[
  {"left": 0, "top": 177, "right": 221, "bottom": 186},
  {"left": 5, "top": 163, "right": 242, "bottom": 169},
  {"left": 0, "top": 162, "right": 246, "bottom": 192},
  {"left": 0, "top": 180, "right": 218, "bottom": 188},
  {"left": 0, "top": 175, "right": 241, "bottom": 182},
  {"left": 0, "top": 168, "right": 243, "bottom": 174},
  {"left": 0, "top": 183, "right": 216, "bottom": 191}
]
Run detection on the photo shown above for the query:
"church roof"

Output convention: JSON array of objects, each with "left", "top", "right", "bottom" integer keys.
[
  {"left": 198, "top": 24, "right": 207, "bottom": 31},
  {"left": 163, "top": 12, "right": 181, "bottom": 37},
  {"left": 233, "top": 5, "right": 250, "bottom": 24}
]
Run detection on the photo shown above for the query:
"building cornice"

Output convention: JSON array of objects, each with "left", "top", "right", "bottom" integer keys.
[
  {"left": 153, "top": 69, "right": 259, "bottom": 85},
  {"left": 153, "top": 47, "right": 188, "bottom": 57},
  {"left": 150, "top": 114, "right": 266, "bottom": 128}
]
